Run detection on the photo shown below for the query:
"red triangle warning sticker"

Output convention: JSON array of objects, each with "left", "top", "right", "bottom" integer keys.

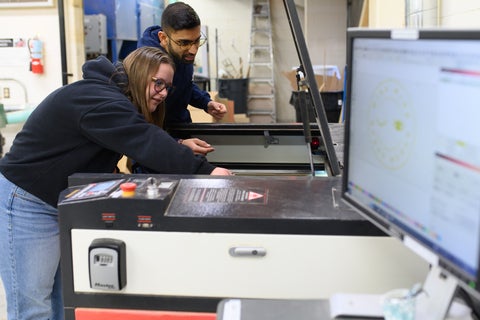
[{"left": 248, "top": 191, "right": 264, "bottom": 201}]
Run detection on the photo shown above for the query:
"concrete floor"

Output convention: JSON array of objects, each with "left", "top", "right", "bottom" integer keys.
[{"left": 0, "top": 122, "right": 24, "bottom": 320}]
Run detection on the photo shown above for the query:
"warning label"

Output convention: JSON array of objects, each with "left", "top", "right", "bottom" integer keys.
[{"left": 185, "top": 187, "right": 267, "bottom": 204}]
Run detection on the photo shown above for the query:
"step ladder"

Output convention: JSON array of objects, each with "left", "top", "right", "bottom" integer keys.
[{"left": 247, "top": 0, "right": 276, "bottom": 123}]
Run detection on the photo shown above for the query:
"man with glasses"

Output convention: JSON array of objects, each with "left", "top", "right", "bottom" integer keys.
[{"left": 138, "top": 2, "right": 227, "bottom": 156}]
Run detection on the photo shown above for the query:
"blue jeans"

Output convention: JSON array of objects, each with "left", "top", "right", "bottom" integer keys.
[{"left": 0, "top": 173, "right": 64, "bottom": 320}]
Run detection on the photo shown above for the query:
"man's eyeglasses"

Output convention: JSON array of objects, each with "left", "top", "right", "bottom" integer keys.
[
  {"left": 151, "top": 77, "right": 174, "bottom": 94},
  {"left": 165, "top": 32, "right": 207, "bottom": 49}
]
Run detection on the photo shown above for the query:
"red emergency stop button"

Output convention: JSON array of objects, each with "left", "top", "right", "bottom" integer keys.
[{"left": 120, "top": 182, "right": 137, "bottom": 197}]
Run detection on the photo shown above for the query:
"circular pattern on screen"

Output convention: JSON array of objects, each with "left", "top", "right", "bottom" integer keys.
[{"left": 368, "top": 79, "right": 415, "bottom": 169}]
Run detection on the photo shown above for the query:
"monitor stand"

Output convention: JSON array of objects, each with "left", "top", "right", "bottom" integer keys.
[{"left": 415, "top": 265, "right": 458, "bottom": 320}]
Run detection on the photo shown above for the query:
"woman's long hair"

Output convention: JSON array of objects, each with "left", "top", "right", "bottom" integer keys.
[{"left": 122, "top": 47, "right": 175, "bottom": 127}]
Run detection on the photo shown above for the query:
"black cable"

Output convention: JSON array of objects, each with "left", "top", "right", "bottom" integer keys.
[{"left": 455, "top": 287, "right": 480, "bottom": 319}]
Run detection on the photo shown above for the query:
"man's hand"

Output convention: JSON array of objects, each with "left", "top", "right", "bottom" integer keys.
[
  {"left": 181, "top": 138, "right": 215, "bottom": 156},
  {"left": 210, "top": 167, "right": 234, "bottom": 176},
  {"left": 207, "top": 101, "right": 227, "bottom": 120}
]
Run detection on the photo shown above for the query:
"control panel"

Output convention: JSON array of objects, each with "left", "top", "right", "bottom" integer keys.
[
  {"left": 61, "top": 176, "right": 178, "bottom": 202},
  {"left": 58, "top": 176, "right": 179, "bottom": 231}
]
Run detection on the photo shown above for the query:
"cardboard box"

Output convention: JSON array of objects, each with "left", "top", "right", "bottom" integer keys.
[
  {"left": 187, "top": 105, "right": 213, "bottom": 123},
  {"left": 283, "top": 65, "right": 343, "bottom": 92},
  {"left": 212, "top": 92, "right": 235, "bottom": 123},
  {"left": 187, "top": 92, "right": 235, "bottom": 123}
]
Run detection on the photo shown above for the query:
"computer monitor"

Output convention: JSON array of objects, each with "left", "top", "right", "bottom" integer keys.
[{"left": 342, "top": 28, "right": 480, "bottom": 319}]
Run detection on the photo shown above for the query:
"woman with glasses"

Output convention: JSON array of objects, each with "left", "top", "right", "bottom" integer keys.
[
  {"left": 138, "top": 2, "right": 227, "bottom": 157},
  {"left": 0, "top": 46, "right": 232, "bottom": 320}
]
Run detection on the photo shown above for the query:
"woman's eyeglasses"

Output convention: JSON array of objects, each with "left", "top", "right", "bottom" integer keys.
[
  {"left": 165, "top": 32, "right": 207, "bottom": 49},
  {"left": 151, "top": 77, "right": 174, "bottom": 94}
]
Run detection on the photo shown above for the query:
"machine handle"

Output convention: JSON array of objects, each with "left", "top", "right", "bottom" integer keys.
[{"left": 229, "top": 247, "right": 267, "bottom": 257}]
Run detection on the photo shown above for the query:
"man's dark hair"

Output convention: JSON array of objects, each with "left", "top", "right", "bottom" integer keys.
[{"left": 161, "top": 2, "right": 201, "bottom": 33}]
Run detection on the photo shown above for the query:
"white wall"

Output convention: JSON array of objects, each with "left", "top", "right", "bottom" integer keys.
[
  {"left": 181, "top": 0, "right": 251, "bottom": 86},
  {"left": 306, "top": 0, "right": 347, "bottom": 69},
  {"left": 441, "top": 1, "right": 480, "bottom": 26},
  {"left": 0, "top": 5, "right": 63, "bottom": 107},
  {"left": 369, "top": 0, "right": 405, "bottom": 28},
  {"left": 369, "top": 0, "right": 480, "bottom": 28}
]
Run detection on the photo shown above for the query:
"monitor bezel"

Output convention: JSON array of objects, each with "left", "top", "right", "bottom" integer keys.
[{"left": 341, "top": 27, "right": 480, "bottom": 298}]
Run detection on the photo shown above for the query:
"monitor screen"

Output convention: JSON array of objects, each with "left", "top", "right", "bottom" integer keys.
[{"left": 342, "top": 28, "right": 480, "bottom": 319}]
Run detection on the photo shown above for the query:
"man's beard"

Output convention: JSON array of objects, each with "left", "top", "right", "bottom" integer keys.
[{"left": 168, "top": 43, "right": 195, "bottom": 64}]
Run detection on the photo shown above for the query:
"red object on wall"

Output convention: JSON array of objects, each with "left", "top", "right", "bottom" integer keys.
[
  {"left": 28, "top": 37, "right": 44, "bottom": 74},
  {"left": 31, "top": 58, "right": 44, "bottom": 74},
  {"left": 75, "top": 308, "right": 216, "bottom": 320}
]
